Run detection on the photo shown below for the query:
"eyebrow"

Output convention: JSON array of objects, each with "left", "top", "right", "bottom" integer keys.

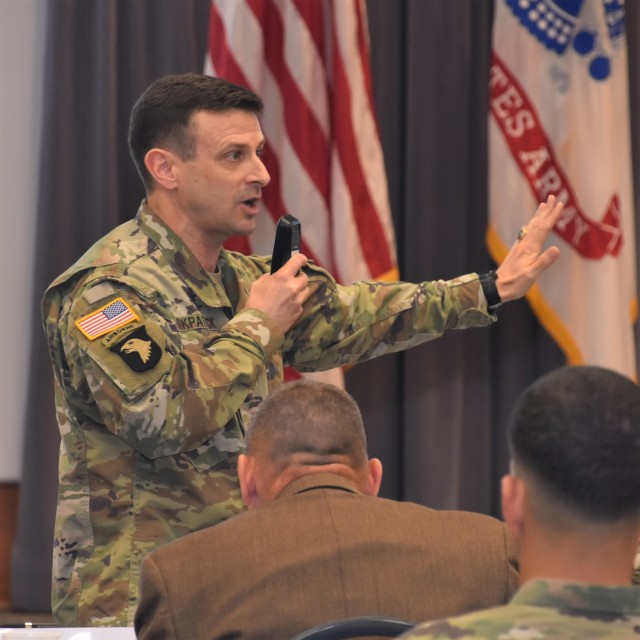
[{"left": 220, "top": 139, "right": 266, "bottom": 153}]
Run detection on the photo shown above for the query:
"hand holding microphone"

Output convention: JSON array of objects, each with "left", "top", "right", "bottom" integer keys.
[{"left": 246, "top": 215, "right": 309, "bottom": 334}]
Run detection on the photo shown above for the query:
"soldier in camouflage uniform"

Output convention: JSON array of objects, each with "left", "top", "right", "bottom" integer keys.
[
  {"left": 399, "top": 366, "right": 640, "bottom": 639},
  {"left": 42, "top": 73, "right": 564, "bottom": 627}
]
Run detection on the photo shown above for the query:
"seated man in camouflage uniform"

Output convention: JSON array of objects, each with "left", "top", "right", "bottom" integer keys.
[
  {"left": 400, "top": 365, "right": 640, "bottom": 640},
  {"left": 42, "top": 72, "right": 564, "bottom": 626}
]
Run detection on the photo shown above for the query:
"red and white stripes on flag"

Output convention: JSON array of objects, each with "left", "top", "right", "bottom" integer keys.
[
  {"left": 488, "top": 0, "right": 637, "bottom": 379},
  {"left": 204, "top": 0, "right": 398, "bottom": 285}
]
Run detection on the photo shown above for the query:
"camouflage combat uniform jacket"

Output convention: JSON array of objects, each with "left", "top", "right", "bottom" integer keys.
[
  {"left": 42, "top": 201, "right": 496, "bottom": 627},
  {"left": 400, "top": 578, "right": 640, "bottom": 638}
]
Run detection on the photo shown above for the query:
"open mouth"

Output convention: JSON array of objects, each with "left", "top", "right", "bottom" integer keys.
[{"left": 242, "top": 197, "right": 259, "bottom": 212}]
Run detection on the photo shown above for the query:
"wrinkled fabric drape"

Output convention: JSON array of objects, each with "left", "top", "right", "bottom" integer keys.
[
  {"left": 11, "top": 0, "right": 211, "bottom": 610},
  {"left": 12, "top": 0, "right": 640, "bottom": 611}
]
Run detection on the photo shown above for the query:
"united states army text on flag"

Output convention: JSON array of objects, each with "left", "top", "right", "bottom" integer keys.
[{"left": 488, "top": 0, "right": 637, "bottom": 378}]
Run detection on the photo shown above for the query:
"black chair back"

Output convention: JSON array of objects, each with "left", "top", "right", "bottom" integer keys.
[{"left": 291, "top": 615, "right": 414, "bottom": 640}]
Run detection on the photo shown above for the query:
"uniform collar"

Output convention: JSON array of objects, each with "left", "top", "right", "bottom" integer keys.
[
  {"left": 512, "top": 578, "right": 640, "bottom": 615},
  {"left": 136, "top": 200, "right": 233, "bottom": 309}
]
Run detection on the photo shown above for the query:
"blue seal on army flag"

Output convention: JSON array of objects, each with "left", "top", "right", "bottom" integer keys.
[
  {"left": 505, "top": 0, "right": 625, "bottom": 81},
  {"left": 110, "top": 325, "right": 162, "bottom": 372}
]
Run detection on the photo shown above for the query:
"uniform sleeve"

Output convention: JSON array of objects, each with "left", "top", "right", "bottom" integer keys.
[
  {"left": 44, "top": 277, "right": 285, "bottom": 460},
  {"left": 285, "top": 268, "right": 496, "bottom": 371}
]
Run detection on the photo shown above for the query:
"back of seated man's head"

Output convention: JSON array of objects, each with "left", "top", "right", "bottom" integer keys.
[
  {"left": 238, "top": 379, "right": 382, "bottom": 507},
  {"left": 507, "top": 365, "right": 640, "bottom": 527}
]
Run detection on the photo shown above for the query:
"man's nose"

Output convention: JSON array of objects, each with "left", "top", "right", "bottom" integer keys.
[{"left": 250, "top": 156, "right": 271, "bottom": 187}]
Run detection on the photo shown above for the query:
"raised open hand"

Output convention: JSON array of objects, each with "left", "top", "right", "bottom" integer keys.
[{"left": 495, "top": 194, "right": 564, "bottom": 302}]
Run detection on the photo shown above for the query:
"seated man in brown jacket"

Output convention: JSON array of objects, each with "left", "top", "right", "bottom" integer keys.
[{"left": 135, "top": 380, "right": 519, "bottom": 640}]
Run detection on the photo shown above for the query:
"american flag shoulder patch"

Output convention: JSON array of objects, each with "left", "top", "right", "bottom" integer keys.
[{"left": 75, "top": 297, "right": 139, "bottom": 340}]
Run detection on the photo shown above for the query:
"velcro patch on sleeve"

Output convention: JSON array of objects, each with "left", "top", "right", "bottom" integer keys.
[
  {"left": 75, "top": 297, "right": 140, "bottom": 340},
  {"left": 109, "top": 325, "right": 162, "bottom": 372}
]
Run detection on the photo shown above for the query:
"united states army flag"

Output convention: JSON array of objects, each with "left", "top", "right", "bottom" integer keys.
[{"left": 488, "top": 0, "right": 637, "bottom": 378}]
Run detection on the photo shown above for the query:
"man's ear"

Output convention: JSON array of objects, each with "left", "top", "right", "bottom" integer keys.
[
  {"left": 501, "top": 473, "right": 526, "bottom": 540},
  {"left": 364, "top": 458, "right": 383, "bottom": 497},
  {"left": 144, "top": 148, "right": 178, "bottom": 190},
  {"left": 237, "top": 454, "right": 259, "bottom": 508}
]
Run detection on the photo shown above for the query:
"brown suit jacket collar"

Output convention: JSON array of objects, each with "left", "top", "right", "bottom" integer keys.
[{"left": 277, "top": 472, "right": 361, "bottom": 499}]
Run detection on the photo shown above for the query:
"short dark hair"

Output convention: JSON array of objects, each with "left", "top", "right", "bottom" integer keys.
[
  {"left": 246, "top": 380, "right": 369, "bottom": 472},
  {"left": 128, "top": 73, "right": 264, "bottom": 190},
  {"left": 508, "top": 365, "right": 640, "bottom": 522}
]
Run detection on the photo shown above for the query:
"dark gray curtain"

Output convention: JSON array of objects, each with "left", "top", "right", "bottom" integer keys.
[
  {"left": 11, "top": 0, "right": 211, "bottom": 611},
  {"left": 12, "top": 0, "right": 640, "bottom": 612}
]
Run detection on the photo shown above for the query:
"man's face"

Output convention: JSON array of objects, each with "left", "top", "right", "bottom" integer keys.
[{"left": 173, "top": 109, "right": 271, "bottom": 243}]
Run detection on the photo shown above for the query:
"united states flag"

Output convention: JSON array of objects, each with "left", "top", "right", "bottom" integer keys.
[
  {"left": 204, "top": 0, "right": 397, "bottom": 284},
  {"left": 204, "top": 0, "right": 398, "bottom": 384},
  {"left": 75, "top": 298, "right": 138, "bottom": 340}
]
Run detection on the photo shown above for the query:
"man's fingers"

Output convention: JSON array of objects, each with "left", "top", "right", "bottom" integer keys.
[
  {"left": 537, "top": 195, "right": 564, "bottom": 229},
  {"left": 536, "top": 245, "right": 561, "bottom": 270},
  {"left": 297, "top": 286, "right": 313, "bottom": 306},
  {"left": 515, "top": 196, "right": 564, "bottom": 250},
  {"left": 275, "top": 253, "right": 308, "bottom": 276}
]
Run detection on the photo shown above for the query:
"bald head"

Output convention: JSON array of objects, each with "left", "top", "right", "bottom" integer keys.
[
  {"left": 246, "top": 379, "right": 369, "bottom": 468},
  {"left": 239, "top": 380, "right": 382, "bottom": 506}
]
